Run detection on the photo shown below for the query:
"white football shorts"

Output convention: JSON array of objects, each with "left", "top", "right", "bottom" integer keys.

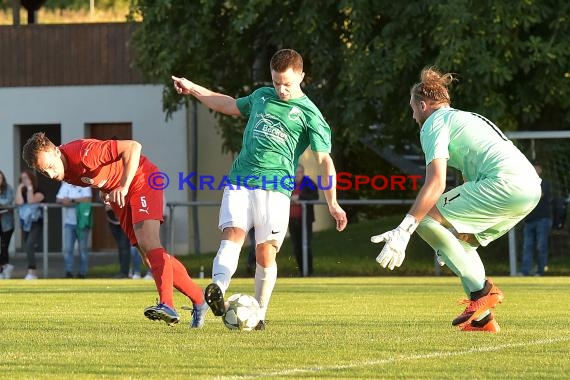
[{"left": 218, "top": 187, "right": 290, "bottom": 251}]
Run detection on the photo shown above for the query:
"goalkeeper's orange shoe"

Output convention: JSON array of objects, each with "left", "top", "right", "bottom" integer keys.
[
  {"left": 460, "top": 313, "right": 500, "bottom": 333},
  {"left": 452, "top": 279, "right": 504, "bottom": 326}
]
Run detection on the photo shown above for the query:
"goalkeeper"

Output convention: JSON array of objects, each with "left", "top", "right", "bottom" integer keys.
[{"left": 371, "top": 67, "right": 541, "bottom": 333}]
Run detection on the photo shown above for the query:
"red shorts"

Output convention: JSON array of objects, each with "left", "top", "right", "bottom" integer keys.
[{"left": 112, "top": 185, "right": 164, "bottom": 245}]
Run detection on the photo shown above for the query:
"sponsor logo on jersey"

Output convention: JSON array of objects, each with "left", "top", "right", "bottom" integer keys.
[{"left": 288, "top": 106, "right": 302, "bottom": 121}]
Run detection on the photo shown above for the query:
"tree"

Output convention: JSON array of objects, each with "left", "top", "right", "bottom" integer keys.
[{"left": 129, "top": 0, "right": 570, "bottom": 177}]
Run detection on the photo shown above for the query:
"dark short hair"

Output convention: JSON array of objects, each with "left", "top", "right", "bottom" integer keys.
[
  {"left": 22, "top": 132, "right": 56, "bottom": 168},
  {"left": 270, "top": 49, "right": 303, "bottom": 73}
]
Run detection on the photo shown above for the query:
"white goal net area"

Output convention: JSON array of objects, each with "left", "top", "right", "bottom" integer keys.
[{"left": 506, "top": 131, "right": 570, "bottom": 276}]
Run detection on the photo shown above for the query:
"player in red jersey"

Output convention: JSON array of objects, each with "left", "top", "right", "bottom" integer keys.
[{"left": 22, "top": 132, "right": 208, "bottom": 328}]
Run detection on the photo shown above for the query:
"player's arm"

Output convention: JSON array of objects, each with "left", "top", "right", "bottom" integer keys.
[
  {"left": 111, "top": 140, "right": 142, "bottom": 207},
  {"left": 171, "top": 76, "right": 241, "bottom": 116},
  {"left": 312, "top": 151, "right": 347, "bottom": 231},
  {"left": 371, "top": 158, "right": 447, "bottom": 270},
  {"left": 408, "top": 158, "right": 448, "bottom": 222}
]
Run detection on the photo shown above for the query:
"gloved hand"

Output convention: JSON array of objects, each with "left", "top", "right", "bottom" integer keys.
[{"left": 371, "top": 214, "right": 418, "bottom": 270}]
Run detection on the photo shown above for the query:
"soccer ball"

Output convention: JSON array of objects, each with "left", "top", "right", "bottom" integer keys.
[{"left": 222, "top": 293, "right": 261, "bottom": 331}]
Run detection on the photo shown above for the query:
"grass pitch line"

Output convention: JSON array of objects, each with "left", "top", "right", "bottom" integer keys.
[{"left": 220, "top": 336, "right": 570, "bottom": 379}]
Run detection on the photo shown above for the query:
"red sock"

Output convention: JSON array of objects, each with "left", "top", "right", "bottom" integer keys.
[
  {"left": 146, "top": 248, "right": 174, "bottom": 307},
  {"left": 171, "top": 258, "right": 204, "bottom": 305}
]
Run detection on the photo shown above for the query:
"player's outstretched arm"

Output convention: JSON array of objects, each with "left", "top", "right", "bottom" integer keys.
[
  {"left": 313, "top": 151, "right": 347, "bottom": 232},
  {"left": 171, "top": 75, "right": 241, "bottom": 116}
]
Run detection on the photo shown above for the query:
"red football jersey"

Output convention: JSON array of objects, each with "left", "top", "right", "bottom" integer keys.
[{"left": 59, "top": 139, "right": 157, "bottom": 193}]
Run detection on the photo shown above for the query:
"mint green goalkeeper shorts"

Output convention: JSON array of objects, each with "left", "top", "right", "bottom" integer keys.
[{"left": 436, "top": 177, "right": 541, "bottom": 247}]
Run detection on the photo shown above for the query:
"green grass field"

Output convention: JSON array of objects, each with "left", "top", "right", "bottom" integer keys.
[{"left": 1, "top": 277, "right": 569, "bottom": 379}]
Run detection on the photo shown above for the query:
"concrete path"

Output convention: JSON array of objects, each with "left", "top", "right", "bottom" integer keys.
[{"left": 3, "top": 250, "right": 119, "bottom": 279}]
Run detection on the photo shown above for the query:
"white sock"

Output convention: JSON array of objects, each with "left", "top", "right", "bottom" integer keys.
[
  {"left": 211, "top": 240, "right": 242, "bottom": 294},
  {"left": 255, "top": 263, "right": 277, "bottom": 321}
]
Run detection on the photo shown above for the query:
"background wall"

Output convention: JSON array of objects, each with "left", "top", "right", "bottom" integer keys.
[{"left": 0, "top": 84, "right": 195, "bottom": 253}]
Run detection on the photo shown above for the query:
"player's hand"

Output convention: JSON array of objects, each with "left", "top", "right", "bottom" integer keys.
[
  {"left": 109, "top": 186, "right": 129, "bottom": 208},
  {"left": 370, "top": 214, "right": 418, "bottom": 270},
  {"left": 371, "top": 228, "right": 410, "bottom": 270},
  {"left": 329, "top": 204, "right": 347, "bottom": 232},
  {"left": 172, "top": 76, "right": 193, "bottom": 95}
]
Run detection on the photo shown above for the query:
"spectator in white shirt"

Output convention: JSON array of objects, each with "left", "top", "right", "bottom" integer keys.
[{"left": 56, "top": 182, "right": 92, "bottom": 278}]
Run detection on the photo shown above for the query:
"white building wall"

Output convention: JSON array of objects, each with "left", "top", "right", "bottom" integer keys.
[
  {"left": 0, "top": 84, "right": 333, "bottom": 257},
  {"left": 0, "top": 84, "right": 194, "bottom": 254}
]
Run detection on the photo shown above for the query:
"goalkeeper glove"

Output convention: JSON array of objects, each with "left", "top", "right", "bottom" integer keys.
[{"left": 371, "top": 214, "right": 418, "bottom": 270}]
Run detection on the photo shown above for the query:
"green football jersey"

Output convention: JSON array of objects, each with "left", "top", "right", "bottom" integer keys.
[
  {"left": 420, "top": 107, "right": 536, "bottom": 181},
  {"left": 228, "top": 86, "right": 332, "bottom": 195}
]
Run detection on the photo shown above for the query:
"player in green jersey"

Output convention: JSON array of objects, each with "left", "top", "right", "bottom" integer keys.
[
  {"left": 172, "top": 49, "right": 347, "bottom": 330},
  {"left": 371, "top": 67, "right": 541, "bottom": 333}
]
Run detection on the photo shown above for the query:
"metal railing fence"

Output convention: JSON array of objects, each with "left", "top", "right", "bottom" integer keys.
[
  {"left": 2, "top": 203, "right": 104, "bottom": 278},
  {"left": 167, "top": 199, "right": 429, "bottom": 277},
  {"left": 3, "top": 199, "right": 527, "bottom": 278},
  {"left": 167, "top": 199, "right": 524, "bottom": 277}
]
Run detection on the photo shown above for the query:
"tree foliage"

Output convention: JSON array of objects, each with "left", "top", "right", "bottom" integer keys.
[{"left": 129, "top": 0, "right": 570, "bottom": 163}]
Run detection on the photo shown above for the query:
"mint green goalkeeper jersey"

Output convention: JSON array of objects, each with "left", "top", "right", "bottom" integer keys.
[
  {"left": 228, "top": 86, "right": 332, "bottom": 196},
  {"left": 420, "top": 107, "right": 537, "bottom": 182}
]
